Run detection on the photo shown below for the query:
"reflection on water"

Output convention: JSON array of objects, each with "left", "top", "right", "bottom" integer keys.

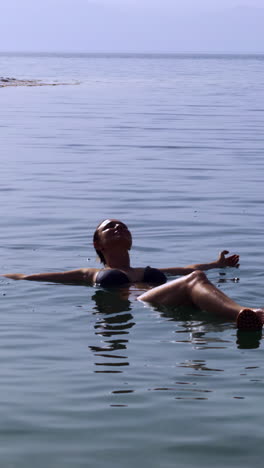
[
  {"left": 148, "top": 359, "right": 218, "bottom": 400},
  {"left": 150, "top": 285, "right": 262, "bottom": 350},
  {"left": 236, "top": 330, "right": 262, "bottom": 349},
  {"left": 89, "top": 288, "right": 135, "bottom": 372},
  {"left": 178, "top": 359, "right": 224, "bottom": 373}
]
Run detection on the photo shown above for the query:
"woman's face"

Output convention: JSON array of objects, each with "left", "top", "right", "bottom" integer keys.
[{"left": 94, "top": 219, "right": 132, "bottom": 252}]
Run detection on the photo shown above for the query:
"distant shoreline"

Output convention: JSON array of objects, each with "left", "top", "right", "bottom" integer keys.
[{"left": 0, "top": 77, "right": 79, "bottom": 88}]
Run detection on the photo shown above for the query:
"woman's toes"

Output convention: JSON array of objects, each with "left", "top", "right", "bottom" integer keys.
[{"left": 237, "top": 309, "right": 263, "bottom": 331}]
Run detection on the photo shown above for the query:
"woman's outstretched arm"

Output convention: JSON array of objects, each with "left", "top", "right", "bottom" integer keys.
[
  {"left": 160, "top": 250, "right": 239, "bottom": 276},
  {"left": 2, "top": 268, "right": 98, "bottom": 285}
]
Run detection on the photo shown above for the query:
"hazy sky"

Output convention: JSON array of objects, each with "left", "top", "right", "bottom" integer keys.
[{"left": 1, "top": 0, "right": 264, "bottom": 53}]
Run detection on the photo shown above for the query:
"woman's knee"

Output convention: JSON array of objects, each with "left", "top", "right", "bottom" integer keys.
[
  {"left": 165, "top": 271, "right": 209, "bottom": 298},
  {"left": 186, "top": 270, "right": 209, "bottom": 286},
  {"left": 163, "top": 271, "right": 209, "bottom": 294},
  {"left": 137, "top": 270, "right": 209, "bottom": 306}
]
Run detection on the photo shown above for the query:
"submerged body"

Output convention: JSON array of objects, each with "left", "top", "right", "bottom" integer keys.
[{"left": 3, "top": 219, "right": 263, "bottom": 330}]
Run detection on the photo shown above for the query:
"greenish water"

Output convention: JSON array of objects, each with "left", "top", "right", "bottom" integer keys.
[{"left": 1, "top": 54, "right": 264, "bottom": 467}]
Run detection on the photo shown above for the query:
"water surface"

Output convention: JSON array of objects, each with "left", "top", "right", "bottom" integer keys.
[{"left": 1, "top": 53, "right": 264, "bottom": 467}]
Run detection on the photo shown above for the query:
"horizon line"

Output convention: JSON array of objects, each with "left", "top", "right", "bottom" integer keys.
[{"left": 1, "top": 50, "right": 264, "bottom": 56}]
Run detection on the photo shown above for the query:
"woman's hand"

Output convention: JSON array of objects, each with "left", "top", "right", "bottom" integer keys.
[
  {"left": 217, "top": 250, "right": 240, "bottom": 268},
  {"left": 3, "top": 273, "right": 26, "bottom": 280}
]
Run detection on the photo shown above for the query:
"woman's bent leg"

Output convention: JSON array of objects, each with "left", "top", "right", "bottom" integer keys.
[
  {"left": 138, "top": 271, "right": 264, "bottom": 328},
  {"left": 138, "top": 273, "right": 197, "bottom": 308}
]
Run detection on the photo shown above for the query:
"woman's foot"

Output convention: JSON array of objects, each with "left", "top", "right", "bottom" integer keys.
[{"left": 237, "top": 309, "right": 263, "bottom": 331}]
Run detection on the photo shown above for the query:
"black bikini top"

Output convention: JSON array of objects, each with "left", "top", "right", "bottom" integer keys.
[{"left": 96, "top": 266, "right": 167, "bottom": 288}]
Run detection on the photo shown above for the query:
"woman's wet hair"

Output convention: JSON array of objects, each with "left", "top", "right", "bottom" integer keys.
[{"left": 93, "top": 222, "right": 106, "bottom": 264}]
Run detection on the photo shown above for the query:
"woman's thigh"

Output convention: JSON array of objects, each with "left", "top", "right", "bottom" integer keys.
[{"left": 137, "top": 275, "right": 194, "bottom": 307}]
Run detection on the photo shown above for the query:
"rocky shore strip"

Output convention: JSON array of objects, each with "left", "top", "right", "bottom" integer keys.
[{"left": 0, "top": 77, "right": 79, "bottom": 87}]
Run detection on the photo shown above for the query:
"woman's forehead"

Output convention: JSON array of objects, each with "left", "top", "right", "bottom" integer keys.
[
  {"left": 98, "top": 219, "right": 112, "bottom": 229},
  {"left": 98, "top": 219, "right": 127, "bottom": 230}
]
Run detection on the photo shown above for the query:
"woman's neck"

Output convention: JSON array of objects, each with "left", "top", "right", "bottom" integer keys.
[{"left": 103, "top": 249, "right": 131, "bottom": 270}]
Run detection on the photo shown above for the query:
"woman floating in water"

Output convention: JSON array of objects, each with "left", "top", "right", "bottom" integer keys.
[{"left": 3, "top": 219, "right": 264, "bottom": 331}]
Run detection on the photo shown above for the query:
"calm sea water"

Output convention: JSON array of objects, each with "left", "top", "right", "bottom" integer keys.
[{"left": 1, "top": 53, "right": 264, "bottom": 468}]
